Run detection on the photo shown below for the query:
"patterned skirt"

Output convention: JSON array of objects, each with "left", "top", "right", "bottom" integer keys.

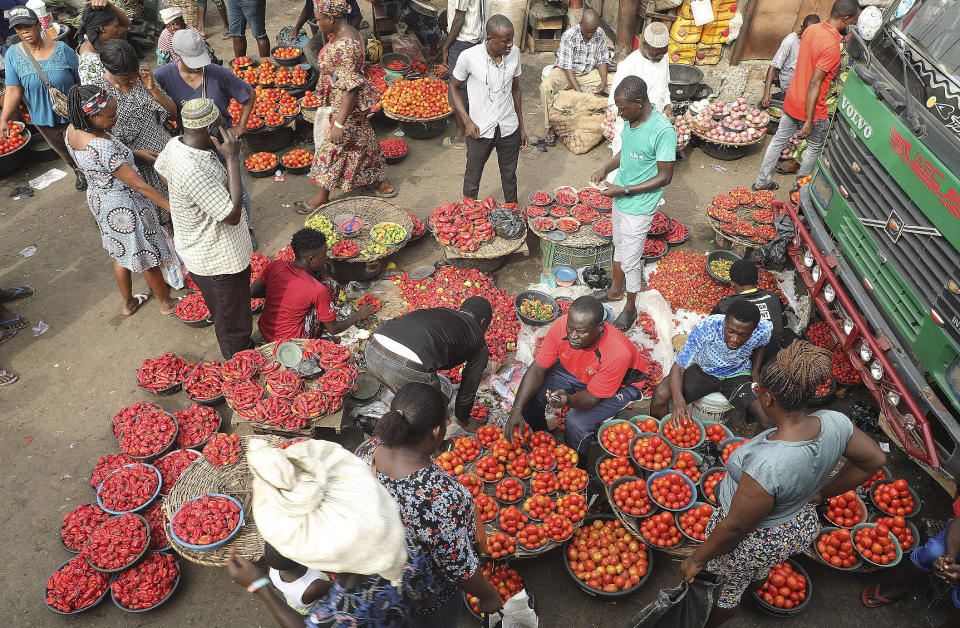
[
  {"left": 705, "top": 503, "right": 820, "bottom": 608},
  {"left": 310, "top": 109, "right": 386, "bottom": 192}
]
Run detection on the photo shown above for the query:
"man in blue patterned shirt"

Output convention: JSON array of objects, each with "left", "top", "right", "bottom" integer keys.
[
  {"left": 651, "top": 299, "right": 774, "bottom": 427},
  {"left": 539, "top": 9, "right": 611, "bottom": 139}
]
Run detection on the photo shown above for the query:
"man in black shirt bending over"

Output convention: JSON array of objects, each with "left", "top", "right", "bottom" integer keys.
[
  {"left": 366, "top": 296, "right": 492, "bottom": 430},
  {"left": 712, "top": 259, "right": 794, "bottom": 365}
]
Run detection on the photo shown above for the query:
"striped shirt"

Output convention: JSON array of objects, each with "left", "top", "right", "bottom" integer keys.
[{"left": 556, "top": 25, "right": 611, "bottom": 74}]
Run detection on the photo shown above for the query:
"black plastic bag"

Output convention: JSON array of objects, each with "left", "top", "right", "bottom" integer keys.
[
  {"left": 755, "top": 214, "right": 797, "bottom": 271},
  {"left": 490, "top": 207, "right": 525, "bottom": 240},
  {"left": 624, "top": 572, "right": 723, "bottom": 628},
  {"left": 582, "top": 265, "right": 611, "bottom": 290}
]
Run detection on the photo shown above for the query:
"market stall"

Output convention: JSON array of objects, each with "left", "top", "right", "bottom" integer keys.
[{"left": 429, "top": 197, "right": 529, "bottom": 272}]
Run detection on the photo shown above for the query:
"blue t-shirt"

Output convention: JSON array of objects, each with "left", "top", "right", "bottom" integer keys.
[
  {"left": 152, "top": 62, "right": 252, "bottom": 127},
  {"left": 4, "top": 42, "right": 79, "bottom": 127},
  {"left": 613, "top": 110, "right": 676, "bottom": 215},
  {"left": 675, "top": 314, "right": 771, "bottom": 377}
]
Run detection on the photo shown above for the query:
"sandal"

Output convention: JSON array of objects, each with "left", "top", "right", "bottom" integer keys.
[
  {"left": 294, "top": 200, "right": 322, "bottom": 215},
  {"left": 591, "top": 289, "right": 623, "bottom": 303},
  {"left": 861, "top": 584, "right": 898, "bottom": 608},
  {"left": 162, "top": 296, "right": 184, "bottom": 317},
  {"left": 370, "top": 187, "right": 399, "bottom": 199},
  {"left": 612, "top": 310, "right": 635, "bottom": 331},
  {"left": 0, "top": 328, "right": 17, "bottom": 345},
  {"left": 1, "top": 286, "right": 34, "bottom": 302},
  {"left": 0, "top": 315, "right": 29, "bottom": 331},
  {"left": 123, "top": 293, "right": 151, "bottom": 316},
  {"left": 751, "top": 182, "right": 779, "bottom": 191},
  {"left": 439, "top": 137, "right": 466, "bottom": 149},
  {"left": 0, "top": 369, "right": 17, "bottom": 386}
]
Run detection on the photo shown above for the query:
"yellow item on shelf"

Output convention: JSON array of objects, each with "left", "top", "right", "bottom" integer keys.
[
  {"left": 696, "top": 43, "right": 723, "bottom": 65},
  {"left": 678, "top": 0, "right": 694, "bottom": 20},
  {"left": 700, "top": 20, "right": 730, "bottom": 44},
  {"left": 668, "top": 42, "right": 698, "bottom": 65},
  {"left": 713, "top": 0, "right": 738, "bottom": 21},
  {"left": 670, "top": 19, "right": 702, "bottom": 44}
]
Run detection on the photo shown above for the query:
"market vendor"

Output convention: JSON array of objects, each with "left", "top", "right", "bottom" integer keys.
[
  {"left": 504, "top": 296, "right": 649, "bottom": 460},
  {"left": 606, "top": 22, "right": 671, "bottom": 154},
  {"left": 760, "top": 14, "right": 821, "bottom": 109},
  {"left": 711, "top": 259, "right": 794, "bottom": 363},
  {"left": 651, "top": 299, "right": 773, "bottom": 427},
  {"left": 366, "top": 297, "right": 492, "bottom": 429},
  {"left": 539, "top": 9, "right": 610, "bottom": 144},
  {"left": 252, "top": 228, "right": 374, "bottom": 342}
]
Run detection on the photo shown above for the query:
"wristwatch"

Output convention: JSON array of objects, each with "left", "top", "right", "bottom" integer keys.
[{"left": 622, "top": 186, "right": 632, "bottom": 197}]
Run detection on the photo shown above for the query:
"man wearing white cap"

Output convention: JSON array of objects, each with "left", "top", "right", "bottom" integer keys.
[
  {"left": 607, "top": 22, "right": 672, "bottom": 154},
  {"left": 155, "top": 7, "right": 217, "bottom": 67}
]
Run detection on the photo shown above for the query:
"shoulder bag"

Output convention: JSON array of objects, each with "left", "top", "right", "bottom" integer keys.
[{"left": 19, "top": 43, "right": 69, "bottom": 119}]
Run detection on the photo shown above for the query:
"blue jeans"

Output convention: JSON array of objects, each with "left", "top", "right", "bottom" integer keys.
[
  {"left": 227, "top": 0, "right": 266, "bottom": 39},
  {"left": 522, "top": 363, "right": 643, "bottom": 460},
  {"left": 754, "top": 113, "right": 830, "bottom": 187},
  {"left": 911, "top": 525, "right": 960, "bottom": 608}
]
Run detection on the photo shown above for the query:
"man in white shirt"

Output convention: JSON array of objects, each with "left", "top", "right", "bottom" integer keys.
[
  {"left": 450, "top": 15, "right": 528, "bottom": 204},
  {"left": 441, "top": 0, "right": 484, "bottom": 147},
  {"left": 761, "top": 14, "right": 821, "bottom": 108},
  {"left": 607, "top": 22, "right": 672, "bottom": 154},
  {"left": 155, "top": 98, "right": 253, "bottom": 359}
]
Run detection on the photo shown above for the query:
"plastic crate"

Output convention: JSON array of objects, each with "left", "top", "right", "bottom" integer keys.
[{"left": 539, "top": 239, "right": 613, "bottom": 275}]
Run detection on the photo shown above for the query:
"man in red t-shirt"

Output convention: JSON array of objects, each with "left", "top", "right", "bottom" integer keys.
[
  {"left": 753, "top": 0, "right": 860, "bottom": 192},
  {"left": 252, "top": 228, "right": 374, "bottom": 342},
  {"left": 504, "top": 296, "right": 649, "bottom": 461}
]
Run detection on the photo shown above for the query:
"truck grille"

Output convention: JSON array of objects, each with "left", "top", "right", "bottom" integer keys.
[{"left": 823, "top": 115, "right": 960, "bottom": 339}]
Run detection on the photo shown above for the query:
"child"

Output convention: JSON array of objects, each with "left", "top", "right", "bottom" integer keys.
[{"left": 264, "top": 542, "right": 331, "bottom": 614}]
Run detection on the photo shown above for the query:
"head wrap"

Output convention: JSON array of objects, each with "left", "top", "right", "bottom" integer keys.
[
  {"left": 81, "top": 87, "right": 110, "bottom": 115},
  {"left": 159, "top": 7, "right": 183, "bottom": 24},
  {"left": 181, "top": 98, "right": 220, "bottom": 129},
  {"left": 247, "top": 439, "right": 408, "bottom": 584},
  {"left": 314, "top": 0, "right": 349, "bottom": 18},
  {"left": 81, "top": 5, "right": 121, "bottom": 51},
  {"left": 644, "top": 22, "right": 669, "bottom": 49}
]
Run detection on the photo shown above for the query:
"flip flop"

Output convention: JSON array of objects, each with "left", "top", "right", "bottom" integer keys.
[
  {"left": 0, "top": 369, "right": 17, "bottom": 386},
  {"left": 861, "top": 584, "right": 897, "bottom": 608},
  {"left": 2, "top": 286, "right": 34, "bottom": 301},
  {"left": 0, "top": 327, "right": 17, "bottom": 345},
  {"left": 294, "top": 200, "right": 322, "bottom": 215},
  {"left": 124, "top": 293, "right": 151, "bottom": 316},
  {"left": 751, "top": 182, "right": 779, "bottom": 191},
  {"left": 0, "top": 315, "right": 28, "bottom": 331},
  {"left": 371, "top": 188, "right": 399, "bottom": 199},
  {"left": 612, "top": 310, "right": 634, "bottom": 331},
  {"left": 439, "top": 137, "right": 466, "bottom": 149},
  {"left": 591, "top": 289, "right": 623, "bottom": 303}
]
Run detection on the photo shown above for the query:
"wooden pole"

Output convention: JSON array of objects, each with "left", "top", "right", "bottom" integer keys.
[
  {"left": 615, "top": 0, "right": 639, "bottom": 60},
  {"left": 730, "top": 0, "right": 758, "bottom": 66}
]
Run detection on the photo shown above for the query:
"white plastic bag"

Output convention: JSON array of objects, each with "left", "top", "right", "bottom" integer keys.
[
  {"left": 160, "top": 227, "right": 186, "bottom": 290},
  {"left": 690, "top": 0, "right": 715, "bottom": 26},
  {"left": 485, "top": 590, "right": 539, "bottom": 628}
]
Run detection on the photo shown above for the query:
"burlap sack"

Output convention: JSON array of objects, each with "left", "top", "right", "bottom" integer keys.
[{"left": 548, "top": 90, "right": 608, "bottom": 155}]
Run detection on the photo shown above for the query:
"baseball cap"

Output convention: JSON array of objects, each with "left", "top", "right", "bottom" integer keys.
[
  {"left": 8, "top": 7, "right": 39, "bottom": 28},
  {"left": 172, "top": 29, "right": 211, "bottom": 69}
]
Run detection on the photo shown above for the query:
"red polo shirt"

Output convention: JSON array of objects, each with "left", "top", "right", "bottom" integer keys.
[
  {"left": 257, "top": 260, "right": 335, "bottom": 342},
  {"left": 783, "top": 22, "right": 842, "bottom": 122},
  {"left": 535, "top": 315, "right": 649, "bottom": 398}
]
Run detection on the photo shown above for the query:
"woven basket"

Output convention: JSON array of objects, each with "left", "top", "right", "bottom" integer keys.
[
  {"left": 604, "top": 481, "right": 699, "bottom": 557},
  {"left": 529, "top": 222, "right": 608, "bottom": 248},
  {"left": 692, "top": 127, "right": 766, "bottom": 147},
  {"left": 306, "top": 198, "right": 413, "bottom": 262},
  {"left": 437, "top": 225, "right": 529, "bottom": 260},
  {"left": 162, "top": 434, "right": 287, "bottom": 566},
  {"left": 382, "top": 108, "right": 454, "bottom": 123}
]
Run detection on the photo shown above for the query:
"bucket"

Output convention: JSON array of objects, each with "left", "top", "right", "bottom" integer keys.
[{"left": 689, "top": 392, "right": 733, "bottom": 423}]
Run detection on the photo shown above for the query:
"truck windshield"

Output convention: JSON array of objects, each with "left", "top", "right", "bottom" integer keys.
[{"left": 895, "top": 0, "right": 960, "bottom": 75}]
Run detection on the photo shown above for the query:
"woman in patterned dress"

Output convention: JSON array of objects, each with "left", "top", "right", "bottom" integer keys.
[
  {"left": 93, "top": 40, "right": 176, "bottom": 201},
  {"left": 356, "top": 383, "right": 503, "bottom": 626},
  {"left": 77, "top": 0, "right": 130, "bottom": 85},
  {"left": 65, "top": 85, "right": 179, "bottom": 317},
  {"left": 293, "top": 0, "right": 395, "bottom": 214}
]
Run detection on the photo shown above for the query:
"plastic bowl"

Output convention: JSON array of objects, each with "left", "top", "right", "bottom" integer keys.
[
  {"left": 819, "top": 492, "right": 869, "bottom": 528},
  {"left": 515, "top": 290, "right": 560, "bottom": 327},
  {"left": 851, "top": 522, "right": 904, "bottom": 568},
  {"left": 705, "top": 249, "right": 742, "bottom": 286},
  {"left": 245, "top": 162, "right": 278, "bottom": 179},
  {"left": 718, "top": 437, "right": 748, "bottom": 466},
  {"left": 700, "top": 419, "right": 734, "bottom": 444},
  {"left": 169, "top": 493, "right": 245, "bottom": 551},
  {"left": 85, "top": 514, "right": 151, "bottom": 573},
  {"left": 608, "top": 475, "right": 658, "bottom": 521},
  {"left": 675, "top": 501, "right": 713, "bottom": 543},
  {"left": 271, "top": 45, "right": 304, "bottom": 66},
  {"left": 869, "top": 480, "right": 922, "bottom": 519},
  {"left": 810, "top": 526, "right": 864, "bottom": 571},
  {"left": 657, "top": 415, "right": 706, "bottom": 450},
  {"left": 561, "top": 514, "right": 654, "bottom": 598},
  {"left": 553, "top": 265, "right": 577, "bottom": 287},
  {"left": 528, "top": 190, "right": 553, "bottom": 206},
  {"left": 596, "top": 418, "right": 640, "bottom": 457},
  {"left": 121, "top": 411, "right": 179, "bottom": 461},
  {"left": 627, "top": 414, "right": 660, "bottom": 433},
  {"left": 628, "top": 432, "right": 678, "bottom": 473},
  {"left": 97, "top": 463, "right": 162, "bottom": 515},
  {"left": 110, "top": 551, "right": 181, "bottom": 613},
  {"left": 670, "top": 449, "right": 704, "bottom": 480},
  {"left": 58, "top": 501, "right": 103, "bottom": 553},
  {"left": 646, "top": 470, "right": 698, "bottom": 512},
  {"left": 335, "top": 214, "right": 365, "bottom": 237},
  {"left": 698, "top": 466, "right": 727, "bottom": 505},
  {"left": 750, "top": 558, "right": 813, "bottom": 616},
  {"left": 43, "top": 557, "right": 113, "bottom": 614}
]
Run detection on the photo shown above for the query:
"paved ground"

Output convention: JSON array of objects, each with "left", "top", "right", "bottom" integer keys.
[{"left": 0, "top": 7, "right": 955, "bottom": 628}]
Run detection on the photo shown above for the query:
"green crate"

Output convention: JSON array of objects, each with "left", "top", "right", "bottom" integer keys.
[{"left": 539, "top": 239, "right": 614, "bottom": 275}]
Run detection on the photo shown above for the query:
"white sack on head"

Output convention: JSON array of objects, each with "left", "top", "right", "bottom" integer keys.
[{"left": 248, "top": 438, "right": 408, "bottom": 583}]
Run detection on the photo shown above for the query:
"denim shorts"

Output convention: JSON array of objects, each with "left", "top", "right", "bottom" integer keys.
[{"left": 227, "top": 0, "right": 266, "bottom": 39}]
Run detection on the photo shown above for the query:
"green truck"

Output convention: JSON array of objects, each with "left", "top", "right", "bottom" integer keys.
[{"left": 788, "top": 0, "right": 960, "bottom": 485}]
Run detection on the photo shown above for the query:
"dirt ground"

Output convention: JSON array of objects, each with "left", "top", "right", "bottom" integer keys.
[{"left": 0, "top": 6, "right": 955, "bottom": 627}]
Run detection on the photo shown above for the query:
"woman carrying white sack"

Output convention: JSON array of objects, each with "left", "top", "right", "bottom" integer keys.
[
  {"left": 226, "top": 438, "right": 439, "bottom": 627},
  {"left": 605, "top": 22, "right": 672, "bottom": 156}
]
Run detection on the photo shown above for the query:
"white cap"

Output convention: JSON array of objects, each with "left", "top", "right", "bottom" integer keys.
[
  {"left": 172, "top": 28, "right": 211, "bottom": 68},
  {"left": 644, "top": 22, "right": 670, "bottom": 49},
  {"left": 159, "top": 7, "right": 183, "bottom": 24}
]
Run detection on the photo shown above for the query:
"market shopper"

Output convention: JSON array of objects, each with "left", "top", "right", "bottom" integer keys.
[
  {"left": 196, "top": 0, "right": 231, "bottom": 39},
  {"left": 366, "top": 297, "right": 492, "bottom": 430},
  {"left": 357, "top": 383, "right": 504, "bottom": 624},
  {"left": 229, "top": 438, "right": 435, "bottom": 625},
  {"left": 154, "top": 98, "right": 253, "bottom": 359},
  {"left": 94, "top": 40, "right": 176, "bottom": 200},
  {"left": 753, "top": 0, "right": 860, "bottom": 191},
  {"left": 760, "top": 14, "right": 821, "bottom": 109},
  {"left": 540, "top": 9, "right": 610, "bottom": 143},
  {"left": 680, "top": 340, "right": 887, "bottom": 627},
  {"left": 0, "top": 7, "right": 82, "bottom": 189},
  {"left": 504, "top": 296, "right": 650, "bottom": 460},
  {"left": 651, "top": 299, "right": 772, "bottom": 427},
  {"left": 439, "top": 0, "right": 484, "bottom": 147},
  {"left": 712, "top": 259, "right": 794, "bottom": 362},
  {"left": 607, "top": 22, "right": 671, "bottom": 154},
  {"left": 451, "top": 14, "right": 527, "bottom": 205},
  {"left": 77, "top": 0, "right": 131, "bottom": 85},
  {"left": 590, "top": 76, "right": 676, "bottom": 330},
  {"left": 65, "top": 85, "right": 179, "bottom": 318},
  {"left": 293, "top": 0, "right": 395, "bottom": 215},
  {"left": 252, "top": 228, "right": 375, "bottom": 342},
  {"left": 295, "top": 0, "right": 362, "bottom": 74},
  {"left": 380, "top": 0, "right": 445, "bottom": 62},
  {"left": 226, "top": 0, "right": 270, "bottom": 60},
  {"left": 156, "top": 7, "right": 218, "bottom": 67}
]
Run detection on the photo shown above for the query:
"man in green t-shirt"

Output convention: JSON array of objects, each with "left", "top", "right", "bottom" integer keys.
[{"left": 591, "top": 76, "right": 676, "bottom": 330}]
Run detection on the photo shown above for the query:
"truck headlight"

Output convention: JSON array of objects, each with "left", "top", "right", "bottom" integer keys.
[
  {"left": 812, "top": 265, "right": 822, "bottom": 282},
  {"left": 886, "top": 391, "right": 901, "bottom": 407},
  {"left": 824, "top": 284, "right": 836, "bottom": 303},
  {"left": 870, "top": 360, "right": 883, "bottom": 381},
  {"left": 858, "top": 340, "right": 872, "bottom": 362},
  {"left": 803, "top": 250, "right": 815, "bottom": 268},
  {"left": 843, "top": 318, "right": 855, "bottom": 335}
]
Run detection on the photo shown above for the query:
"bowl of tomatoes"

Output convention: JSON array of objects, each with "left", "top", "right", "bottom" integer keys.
[
  {"left": 750, "top": 558, "right": 812, "bottom": 616},
  {"left": 270, "top": 45, "right": 304, "bottom": 66},
  {"left": 811, "top": 526, "right": 863, "bottom": 571},
  {"left": 870, "top": 478, "right": 921, "bottom": 518},
  {"left": 851, "top": 522, "right": 903, "bottom": 568},
  {"left": 280, "top": 148, "right": 313, "bottom": 174},
  {"left": 563, "top": 514, "right": 653, "bottom": 598},
  {"left": 244, "top": 151, "right": 279, "bottom": 178}
]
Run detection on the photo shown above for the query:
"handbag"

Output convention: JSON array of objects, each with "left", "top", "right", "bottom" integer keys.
[{"left": 19, "top": 43, "right": 69, "bottom": 119}]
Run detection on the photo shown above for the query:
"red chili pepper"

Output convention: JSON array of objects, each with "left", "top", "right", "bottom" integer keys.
[
  {"left": 263, "top": 369, "right": 303, "bottom": 398},
  {"left": 137, "top": 353, "right": 188, "bottom": 392},
  {"left": 182, "top": 361, "right": 223, "bottom": 400}
]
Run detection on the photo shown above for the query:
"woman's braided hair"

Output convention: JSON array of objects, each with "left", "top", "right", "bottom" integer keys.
[
  {"left": 759, "top": 339, "right": 832, "bottom": 410},
  {"left": 67, "top": 84, "right": 102, "bottom": 133}
]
